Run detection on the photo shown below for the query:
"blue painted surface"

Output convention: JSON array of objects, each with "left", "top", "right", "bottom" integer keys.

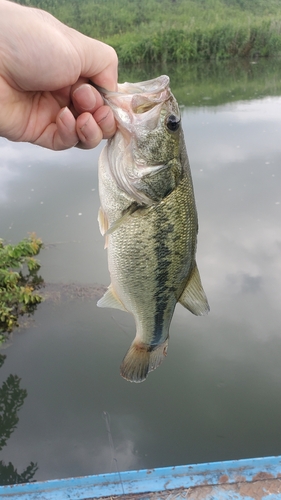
[{"left": 0, "top": 455, "right": 281, "bottom": 499}]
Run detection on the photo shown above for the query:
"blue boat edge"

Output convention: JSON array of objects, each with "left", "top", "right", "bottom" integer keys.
[{"left": 1, "top": 455, "right": 281, "bottom": 499}]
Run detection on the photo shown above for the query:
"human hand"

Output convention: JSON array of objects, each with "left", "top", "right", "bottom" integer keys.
[{"left": 0, "top": 0, "right": 118, "bottom": 150}]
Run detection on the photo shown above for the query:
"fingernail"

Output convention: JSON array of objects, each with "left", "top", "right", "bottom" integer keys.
[
  {"left": 73, "top": 84, "right": 96, "bottom": 110},
  {"left": 59, "top": 106, "right": 71, "bottom": 123}
]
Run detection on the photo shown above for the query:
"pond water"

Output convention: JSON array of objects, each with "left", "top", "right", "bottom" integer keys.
[{"left": 0, "top": 59, "right": 281, "bottom": 484}]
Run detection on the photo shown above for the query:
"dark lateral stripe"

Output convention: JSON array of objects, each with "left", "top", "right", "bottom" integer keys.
[{"left": 151, "top": 219, "right": 174, "bottom": 344}]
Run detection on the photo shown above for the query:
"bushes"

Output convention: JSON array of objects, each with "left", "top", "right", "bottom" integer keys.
[
  {"left": 12, "top": 0, "right": 281, "bottom": 69},
  {"left": 108, "top": 19, "right": 281, "bottom": 64},
  {"left": 0, "top": 235, "right": 44, "bottom": 341}
]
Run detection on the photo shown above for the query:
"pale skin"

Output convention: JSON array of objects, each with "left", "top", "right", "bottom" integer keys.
[{"left": 0, "top": 0, "right": 118, "bottom": 150}]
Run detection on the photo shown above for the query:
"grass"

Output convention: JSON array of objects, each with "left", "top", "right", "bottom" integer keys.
[{"left": 14, "top": 0, "right": 281, "bottom": 64}]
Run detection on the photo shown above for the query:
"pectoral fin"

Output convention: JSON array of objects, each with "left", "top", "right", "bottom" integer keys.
[
  {"left": 105, "top": 202, "right": 142, "bottom": 236},
  {"left": 98, "top": 207, "right": 109, "bottom": 249},
  {"left": 98, "top": 207, "right": 108, "bottom": 235},
  {"left": 179, "top": 263, "right": 210, "bottom": 316},
  {"left": 97, "top": 284, "right": 127, "bottom": 312}
]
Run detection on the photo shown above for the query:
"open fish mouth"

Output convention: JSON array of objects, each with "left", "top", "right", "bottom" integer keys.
[
  {"left": 93, "top": 75, "right": 172, "bottom": 123},
  {"left": 94, "top": 75, "right": 170, "bottom": 98}
]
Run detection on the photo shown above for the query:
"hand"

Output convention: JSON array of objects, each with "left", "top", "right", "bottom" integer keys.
[{"left": 0, "top": 0, "right": 118, "bottom": 150}]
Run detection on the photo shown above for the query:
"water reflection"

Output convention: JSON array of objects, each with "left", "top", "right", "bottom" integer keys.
[
  {"left": 119, "top": 58, "right": 281, "bottom": 106},
  {"left": 0, "top": 354, "right": 38, "bottom": 484},
  {"left": 0, "top": 60, "right": 281, "bottom": 481}
]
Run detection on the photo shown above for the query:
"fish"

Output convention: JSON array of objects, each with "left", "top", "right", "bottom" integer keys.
[{"left": 97, "top": 75, "right": 209, "bottom": 383}]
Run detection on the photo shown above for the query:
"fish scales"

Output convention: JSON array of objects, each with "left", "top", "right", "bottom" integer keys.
[
  {"left": 108, "top": 176, "right": 196, "bottom": 342},
  {"left": 97, "top": 75, "right": 209, "bottom": 383}
]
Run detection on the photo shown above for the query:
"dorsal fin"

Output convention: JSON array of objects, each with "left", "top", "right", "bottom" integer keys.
[{"left": 179, "top": 263, "right": 209, "bottom": 316}]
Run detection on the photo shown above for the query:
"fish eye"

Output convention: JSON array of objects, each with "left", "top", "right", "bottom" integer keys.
[{"left": 166, "top": 114, "right": 180, "bottom": 132}]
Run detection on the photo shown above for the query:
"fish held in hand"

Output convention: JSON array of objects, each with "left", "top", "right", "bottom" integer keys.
[{"left": 97, "top": 75, "right": 209, "bottom": 383}]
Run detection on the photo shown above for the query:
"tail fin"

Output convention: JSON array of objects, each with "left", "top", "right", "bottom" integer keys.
[{"left": 120, "top": 339, "right": 169, "bottom": 383}]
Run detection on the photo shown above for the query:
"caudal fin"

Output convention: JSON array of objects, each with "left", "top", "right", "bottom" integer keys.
[{"left": 120, "top": 339, "right": 169, "bottom": 383}]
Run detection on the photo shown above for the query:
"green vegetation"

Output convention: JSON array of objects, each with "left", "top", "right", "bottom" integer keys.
[
  {"left": 14, "top": 0, "right": 281, "bottom": 64},
  {"left": 0, "top": 235, "right": 44, "bottom": 343}
]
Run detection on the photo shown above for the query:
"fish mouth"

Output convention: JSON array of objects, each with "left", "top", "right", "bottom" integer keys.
[
  {"left": 92, "top": 75, "right": 172, "bottom": 126},
  {"left": 117, "top": 75, "right": 171, "bottom": 115},
  {"left": 117, "top": 75, "right": 170, "bottom": 95},
  {"left": 93, "top": 75, "right": 170, "bottom": 98}
]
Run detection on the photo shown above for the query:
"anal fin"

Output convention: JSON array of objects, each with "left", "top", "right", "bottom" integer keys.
[
  {"left": 97, "top": 283, "right": 127, "bottom": 312},
  {"left": 179, "top": 263, "right": 210, "bottom": 316}
]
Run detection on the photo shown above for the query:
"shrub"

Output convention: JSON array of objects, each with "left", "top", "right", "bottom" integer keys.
[{"left": 0, "top": 235, "right": 44, "bottom": 342}]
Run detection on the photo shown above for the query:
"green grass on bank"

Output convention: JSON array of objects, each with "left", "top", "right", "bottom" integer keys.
[{"left": 14, "top": 0, "right": 281, "bottom": 64}]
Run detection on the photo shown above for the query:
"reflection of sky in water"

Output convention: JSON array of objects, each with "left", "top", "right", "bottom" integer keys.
[
  {"left": 0, "top": 96, "right": 281, "bottom": 481},
  {"left": 183, "top": 97, "right": 281, "bottom": 321}
]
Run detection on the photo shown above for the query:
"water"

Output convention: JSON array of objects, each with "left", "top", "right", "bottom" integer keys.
[{"left": 0, "top": 59, "right": 281, "bottom": 483}]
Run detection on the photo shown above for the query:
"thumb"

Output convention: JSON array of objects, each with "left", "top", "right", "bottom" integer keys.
[{"left": 73, "top": 32, "right": 118, "bottom": 92}]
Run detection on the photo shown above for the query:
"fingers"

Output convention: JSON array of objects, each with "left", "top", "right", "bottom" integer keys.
[
  {"left": 33, "top": 106, "right": 78, "bottom": 150},
  {"left": 75, "top": 112, "right": 103, "bottom": 149},
  {"left": 41, "top": 82, "right": 117, "bottom": 150},
  {"left": 72, "top": 82, "right": 102, "bottom": 114},
  {"left": 73, "top": 105, "right": 115, "bottom": 149},
  {"left": 48, "top": 81, "right": 116, "bottom": 150},
  {"left": 55, "top": 106, "right": 78, "bottom": 148},
  {"left": 37, "top": 108, "right": 114, "bottom": 151},
  {"left": 72, "top": 82, "right": 116, "bottom": 146},
  {"left": 54, "top": 106, "right": 103, "bottom": 150},
  {"left": 92, "top": 105, "right": 116, "bottom": 139}
]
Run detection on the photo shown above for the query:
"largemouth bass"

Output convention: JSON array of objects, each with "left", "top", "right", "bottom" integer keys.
[{"left": 97, "top": 75, "right": 209, "bottom": 383}]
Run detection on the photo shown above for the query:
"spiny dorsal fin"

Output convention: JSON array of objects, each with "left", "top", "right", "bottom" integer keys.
[
  {"left": 120, "top": 339, "right": 169, "bottom": 383},
  {"left": 97, "top": 284, "right": 127, "bottom": 312},
  {"left": 179, "top": 263, "right": 210, "bottom": 316}
]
